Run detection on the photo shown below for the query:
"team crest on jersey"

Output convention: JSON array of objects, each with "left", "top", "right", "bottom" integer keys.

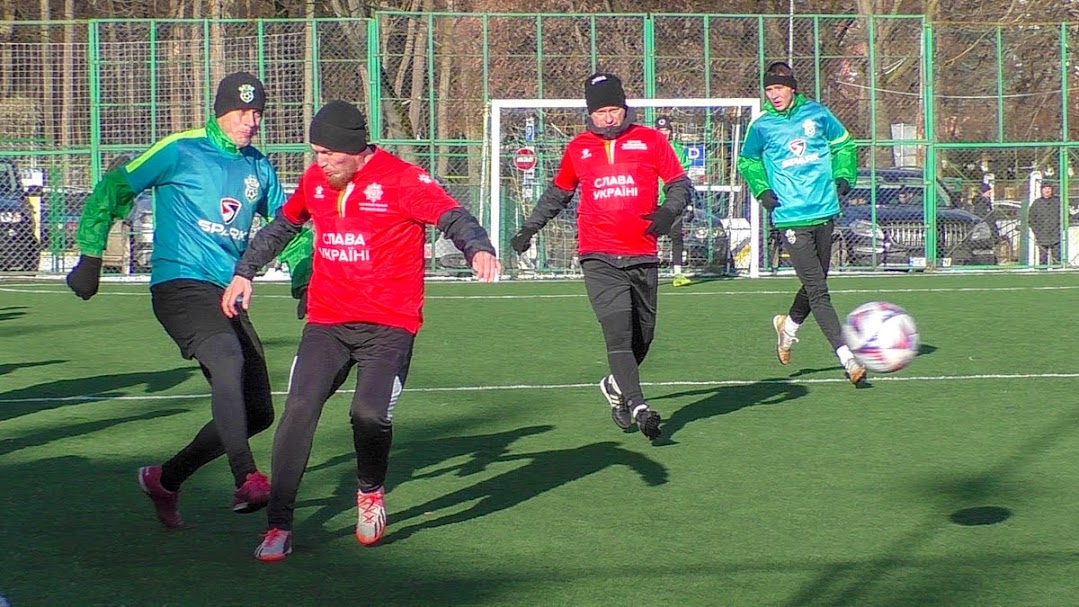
[
  {"left": 220, "top": 198, "right": 242, "bottom": 224},
  {"left": 581, "top": 149, "right": 592, "bottom": 159},
  {"left": 244, "top": 175, "right": 260, "bottom": 202},
  {"left": 802, "top": 119, "right": 816, "bottom": 138},
  {"left": 621, "top": 140, "right": 647, "bottom": 151},
  {"left": 239, "top": 84, "right": 256, "bottom": 103},
  {"left": 314, "top": 185, "right": 325, "bottom": 199},
  {"left": 785, "top": 229, "right": 797, "bottom": 245},
  {"left": 788, "top": 138, "right": 806, "bottom": 156},
  {"left": 365, "top": 183, "right": 384, "bottom": 203}
]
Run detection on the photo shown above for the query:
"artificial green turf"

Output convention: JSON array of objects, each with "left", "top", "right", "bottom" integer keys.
[{"left": 1, "top": 272, "right": 1078, "bottom": 606}]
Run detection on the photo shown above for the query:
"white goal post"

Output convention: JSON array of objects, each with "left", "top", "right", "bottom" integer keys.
[{"left": 487, "top": 97, "right": 763, "bottom": 277}]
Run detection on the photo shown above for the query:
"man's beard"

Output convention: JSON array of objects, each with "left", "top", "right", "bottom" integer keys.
[{"left": 326, "top": 172, "right": 352, "bottom": 190}]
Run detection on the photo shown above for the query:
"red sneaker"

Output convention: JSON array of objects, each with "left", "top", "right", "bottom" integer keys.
[
  {"left": 137, "top": 466, "right": 183, "bottom": 529},
  {"left": 355, "top": 488, "right": 386, "bottom": 546},
  {"left": 233, "top": 471, "right": 271, "bottom": 513}
]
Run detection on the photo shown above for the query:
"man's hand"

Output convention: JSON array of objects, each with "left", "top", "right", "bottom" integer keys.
[
  {"left": 510, "top": 227, "right": 538, "bottom": 254},
  {"left": 66, "top": 255, "right": 103, "bottom": 300},
  {"left": 835, "top": 178, "right": 852, "bottom": 197},
  {"left": 642, "top": 205, "right": 678, "bottom": 236},
  {"left": 758, "top": 190, "right": 780, "bottom": 212},
  {"left": 470, "top": 251, "right": 502, "bottom": 283},
  {"left": 296, "top": 288, "right": 308, "bottom": 320},
  {"left": 221, "top": 275, "right": 254, "bottom": 318}
]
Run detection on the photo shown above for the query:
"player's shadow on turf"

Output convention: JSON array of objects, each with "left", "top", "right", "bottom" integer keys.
[
  {"left": 0, "top": 317, "right": 117, "bottom": 338},
  {"left": 0, "top": 359, "right": 66, "bottom": 377},
  {"left": 650, "top": 380, "right": 810, "bottom": 444},
  {"left": 294, "top": 425, "right": 556, "bottom": 540},
  {"left": 0, "top": 305, "right": 28, "bottom": 322},
  {"left": 0, "top": 408, "right": 187, "bottom": 457},
  {"left": 0, "top": 367, "right": 198, "bottom": 422},
  {"left": 381, "top": 440, "right": 668, "bottom": 544}
]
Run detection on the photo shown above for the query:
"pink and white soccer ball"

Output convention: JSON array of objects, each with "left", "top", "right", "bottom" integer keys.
[{"left": 842, "top": 301, "right": 919, "bottom": 373}]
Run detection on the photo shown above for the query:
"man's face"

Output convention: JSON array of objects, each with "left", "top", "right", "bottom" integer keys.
[
  {"left": 313, "top": 144, "right": 364, "bottom": 190},
  {"left": 218, "top": 108, "right": 262, "bottom": 148},
  {"left": 765, "top": 84, "right": 795, "bottom": 112},
  {"left": 590, "top": 106, "right": 626, "bottom": 129},
  {"left": 658, "top": 127, "right": 672, "bottom": 140},
  {"left": 1042, "top": 186, "right": 1054, "bottom": 198}
]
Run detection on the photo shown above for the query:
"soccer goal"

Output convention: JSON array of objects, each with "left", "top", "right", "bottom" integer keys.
[{"left": 486, "top": 97, "right": 763, "bottom": 278}]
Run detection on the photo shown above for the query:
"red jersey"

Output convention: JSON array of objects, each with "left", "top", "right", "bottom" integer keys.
[
  {"left": 281, "top": 148, "right": 459, "bottom": 333},
  {"left": 552, "top": 124, "right": 686, "bottom": 256}
]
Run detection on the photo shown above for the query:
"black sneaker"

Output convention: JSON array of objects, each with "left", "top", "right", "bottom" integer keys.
[
  {"left": 600, "top": 375, "right": 632, "bottom": 430},
  {"left": 634, "top": 407, "right": 662, "bottom": 441}
]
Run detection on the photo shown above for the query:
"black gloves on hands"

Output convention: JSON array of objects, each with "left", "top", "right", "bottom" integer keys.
[
  {"left": 296, "top": 288, "right": 308, "bottom": 320},
  {"left": 66, "top": 255, "right": 103, "bottom": 300},
  {"left": 836, "top": 178, "right": 852, "bottom": 197},
  {"left": 758, "top": 190, "right": 780, "bottom": 212},
  {"left": 643, "top": 205, "right": 679, "bottom": 237},
  {"left": 510, "top": 227, "right": 538, "bottom": 254}
]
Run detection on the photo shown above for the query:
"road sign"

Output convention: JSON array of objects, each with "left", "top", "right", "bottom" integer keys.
[{"left": 513, "top": 147, "right": 537, "bottom": 172}]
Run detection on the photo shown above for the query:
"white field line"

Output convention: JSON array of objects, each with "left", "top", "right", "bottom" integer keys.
[
  {"left": 3, "top": 284, "right": 1079, "bottom": 300},
  {"left": 1, "top": 372, "right": 1076, "bottom": 405}
]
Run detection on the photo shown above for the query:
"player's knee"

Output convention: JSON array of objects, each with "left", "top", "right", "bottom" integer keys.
[
  {"left": 598, "top": 311, "right": 633, "bottom": 351},
  {"left": 349, "top": 408, "right": 390, "bottom": 435}
]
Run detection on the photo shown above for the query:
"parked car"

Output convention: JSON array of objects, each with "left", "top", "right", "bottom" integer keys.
[
  {"left": 835, "top": 168, "right": 998, "bottom": 267},
  {"left": 0, "top": 158, "right": 40, "bottom": 272}
]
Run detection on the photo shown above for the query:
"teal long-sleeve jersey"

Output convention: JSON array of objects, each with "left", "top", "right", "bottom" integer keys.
[
  {"left": 737, "top": 93, "right": 857, "bottom": 228},
  {"left": 76, "top": 117, "right": 284, "bottom": 287}
]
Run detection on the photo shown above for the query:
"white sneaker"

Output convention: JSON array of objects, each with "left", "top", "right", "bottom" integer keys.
[
  {"left": 356, "top": 488, "right": 387, "bottom": 546},
  {"left": 772, "top": 315, "right": 798, "bottom": 365}
]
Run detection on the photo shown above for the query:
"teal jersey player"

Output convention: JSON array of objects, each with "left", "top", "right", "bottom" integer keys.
[
  {"left": 737, "top": 92, "right": 856, "bottom": 228},
  {"left": 75, "top": 117, "right": 284, "bottom": 288}
]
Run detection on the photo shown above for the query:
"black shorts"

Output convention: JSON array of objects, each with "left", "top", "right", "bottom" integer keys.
[
  {"left": 151, "top": 279, "right": 263, "bottom": 360},
  {"left": 581, "top": 258, "right": 658, "bottom": 326}
]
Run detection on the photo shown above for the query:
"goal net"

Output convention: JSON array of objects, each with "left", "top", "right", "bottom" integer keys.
[{"left": 487, "top": 97, "right": 763, "bottom": 278}]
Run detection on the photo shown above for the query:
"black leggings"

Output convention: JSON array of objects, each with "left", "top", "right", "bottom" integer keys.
[
  {"left": 160, "top": 331, "right": 275, "bottom": 489},
  {"left": 582, "top": 259, "right": 658, "bottom": 405},
  {"left": 267, "top": 322, "right": 414, "bottom": 531}
]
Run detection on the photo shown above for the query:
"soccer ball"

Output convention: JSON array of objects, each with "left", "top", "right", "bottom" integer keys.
[{"left": 842, "top": 301, "right": 919, "bottom": 373}]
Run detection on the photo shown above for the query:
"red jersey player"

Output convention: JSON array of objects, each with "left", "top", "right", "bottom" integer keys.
[
  {"left": 221, "top": 100, "right": 500, "bottom": 561},
  {"left": 510, "top": 72, "right": 694, "bottom": 442}
]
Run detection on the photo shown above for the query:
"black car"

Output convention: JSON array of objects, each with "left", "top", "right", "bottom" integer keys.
[
  {"left": 834, "top": 168, "right": 997, "bottom": 268},
  {"left": 0, "top": 159, "right": 40, "bottom": 272}
]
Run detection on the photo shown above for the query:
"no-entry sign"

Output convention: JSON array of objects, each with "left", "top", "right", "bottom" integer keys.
[{"left": 513, "top": 147, "right": 537, "bottom": 171}]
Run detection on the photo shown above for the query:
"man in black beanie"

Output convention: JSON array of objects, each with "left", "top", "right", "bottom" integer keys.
[
  {"left": 64, "top": 70, "right": 283, "bottom": 529},
  {"left": 737, "top": 60, "right": 863, "bottom": 385},
  {"left": 509, "top": 72, "right": 695, "bottom": 442},
  {"left": 222, "top": 99, "right": 501, "bottom": 561}
]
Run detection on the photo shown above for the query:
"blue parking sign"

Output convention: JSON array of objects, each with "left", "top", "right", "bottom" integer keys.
[{"left": 686, "top": 144, "right": 705, "bottom": 169}]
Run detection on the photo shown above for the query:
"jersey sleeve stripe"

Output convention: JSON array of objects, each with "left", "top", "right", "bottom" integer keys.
[{"left": 125, "top": 128, "right": 207, "bottom": 173}]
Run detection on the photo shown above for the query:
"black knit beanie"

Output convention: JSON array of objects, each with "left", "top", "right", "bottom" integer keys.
[
  {"left": 655, "top": 115, "right": 672, "bottom": 130},
  {"left": 584, "top": 72, "right": 627, "bottom": 113},
  {"left": 214, "top": 72, "right": 266, "bottom": 117},
  {"left": 763, "top": 61, "right": 798, "bottom": 90},
  {"left": 309, "top": 100, "right": 368, "bottom": 154}
]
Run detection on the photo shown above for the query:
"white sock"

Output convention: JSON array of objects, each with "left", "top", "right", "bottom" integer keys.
[
  {"left": 783, "top": 317, "right": 801, "bottom": 337},
  {"left": 836, "top": 345, "right": 855, "bottom": 366},
  {"left": 673, "top": 264, "right": 682, "bottom": 274}
]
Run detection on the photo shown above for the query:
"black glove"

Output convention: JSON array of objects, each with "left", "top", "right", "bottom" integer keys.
[
  {"left": 510, "top": 227, "right": 538, "bottom": 254},
  {"left": 642, "top": 205, "right": 679, "bottom": 236},
  {"left": 66, "top": 255, "right": 103, "bottom": 300},
  {"left": 296, "top": 288, "right": 308, "bottom": 320},
  {"left": 758, "top": 190, "right": 780, "bottom": 212},
  {"left": 835, "top": 178, "right": 851, "bottom": 196}
]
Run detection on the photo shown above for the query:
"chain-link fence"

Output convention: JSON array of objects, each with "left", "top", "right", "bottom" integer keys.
[{"left": 0, "top": 13, "right": 1075, "bottom": 276}]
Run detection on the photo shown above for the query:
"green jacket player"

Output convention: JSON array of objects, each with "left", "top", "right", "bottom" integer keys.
[{"left": 65, "top": 72, "right": 285, "bottom": 529}]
